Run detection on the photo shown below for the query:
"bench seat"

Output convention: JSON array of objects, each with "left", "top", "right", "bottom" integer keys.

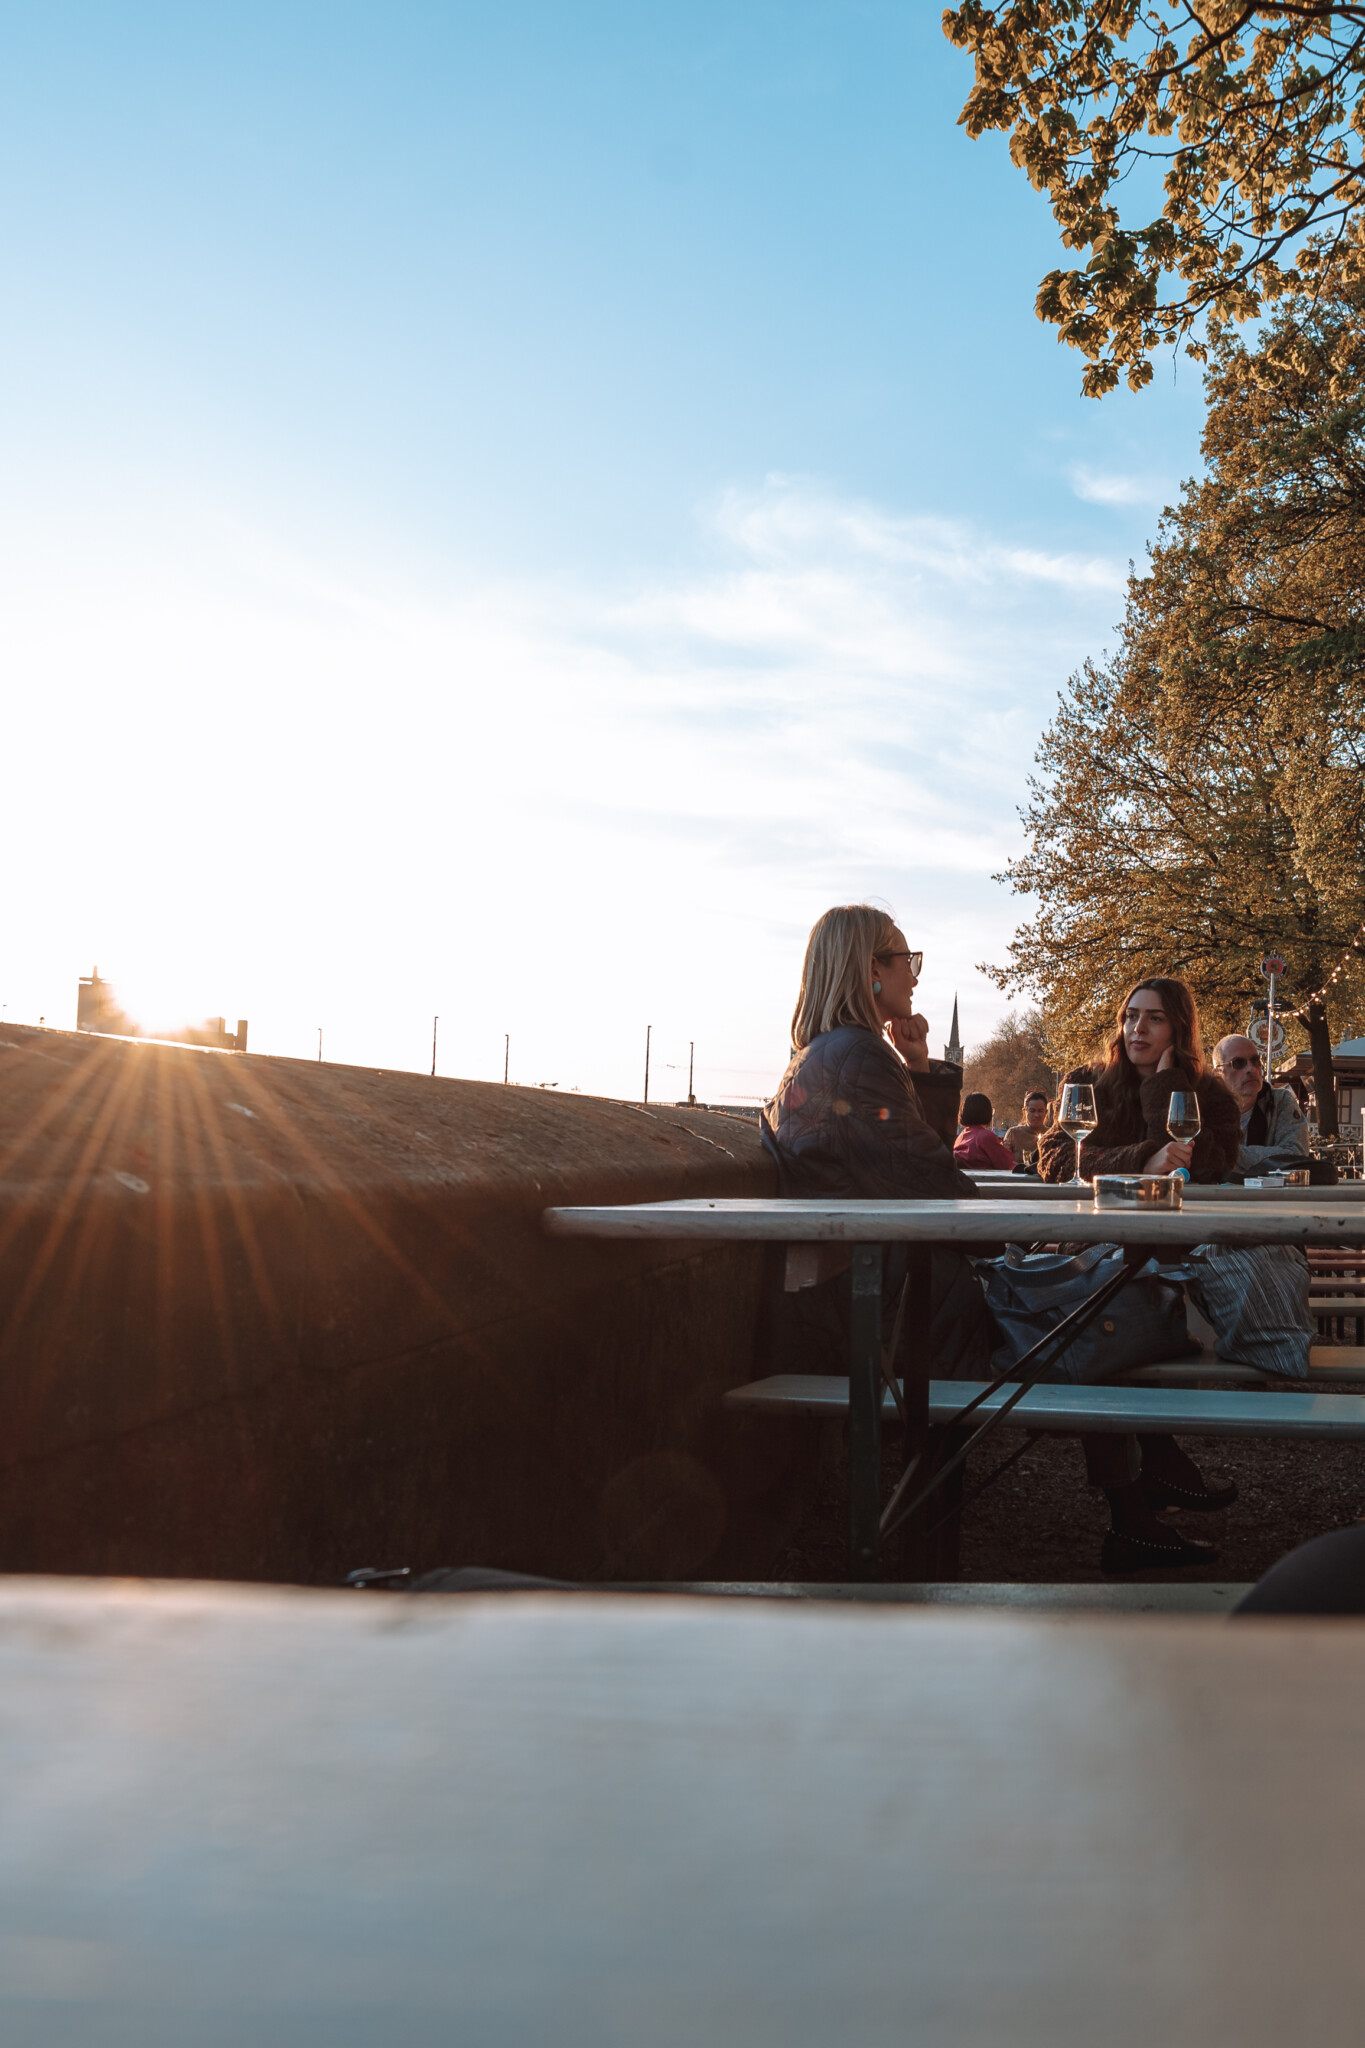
[
  {"left": 1121, "top": 1349, "right": 1365, "bottom": 1388},
  {"left": 724, "top": 1374, "right": 1365, "bottom": 1438}
]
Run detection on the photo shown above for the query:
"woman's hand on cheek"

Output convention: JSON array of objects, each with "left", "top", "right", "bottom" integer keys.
[
  {"left": 888, "top": 1013, "right": 931, "bottom": 1072},
  {"left": 1157, "top": 1047, "right": 1176, "bottom": 1073}
]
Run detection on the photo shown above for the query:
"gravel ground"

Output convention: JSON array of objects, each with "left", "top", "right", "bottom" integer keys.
[{"left": 773, "top": 1376, "right": 1365, "bottom": 1586}]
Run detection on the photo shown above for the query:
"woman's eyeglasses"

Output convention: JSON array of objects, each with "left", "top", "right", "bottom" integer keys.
[{"left": 876, "top": 950, "right": 923, "bottom": 976}]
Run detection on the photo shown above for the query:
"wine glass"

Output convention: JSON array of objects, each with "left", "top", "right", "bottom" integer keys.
[
  {"left": 1166, "top": 1091, "right": 1201, "bottom": 1171},
  {"left": 1057, "top": 1082, "right": 1098, "bottom": 1188}
]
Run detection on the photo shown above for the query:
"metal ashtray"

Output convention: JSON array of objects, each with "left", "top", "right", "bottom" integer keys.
[{"left": 1092, "top": 1174, "right": 1183, "bottom": 1210}]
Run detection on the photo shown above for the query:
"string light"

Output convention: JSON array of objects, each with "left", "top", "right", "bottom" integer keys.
[{"left": 1281, "top": 917, "right": 1365, "bottom": 1020}]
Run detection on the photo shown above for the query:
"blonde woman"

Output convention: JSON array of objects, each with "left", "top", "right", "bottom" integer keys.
[
  {"left": 765, "top": 904, "right": 972, "bottom": 1194},
  {"left": 760, "top": 904, "right": 992, "bottom": 1380}
]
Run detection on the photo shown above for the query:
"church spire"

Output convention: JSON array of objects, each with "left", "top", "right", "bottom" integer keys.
[{"left": 944, "top": 995, "right": 963, "bottom": 1067}]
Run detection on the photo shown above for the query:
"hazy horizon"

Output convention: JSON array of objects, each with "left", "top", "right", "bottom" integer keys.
[{"left": 1, "top": 3, "right": 1206, "bottom": 1101}]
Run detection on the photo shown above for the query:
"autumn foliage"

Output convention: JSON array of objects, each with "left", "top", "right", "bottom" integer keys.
[
  {"left": 989, "top": 268, "right": 1365, "bottom": 1121},
  {"left": 962, "top": 1010, "right": 1059, "bottom": 1119},
  {"left": 944, "top": 4, "right": 1365, "bottom": 394}
]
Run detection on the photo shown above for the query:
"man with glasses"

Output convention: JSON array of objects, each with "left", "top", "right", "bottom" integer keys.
[{"left": 1213, "top": 1034, "right": 1312, "bottom": 1176}]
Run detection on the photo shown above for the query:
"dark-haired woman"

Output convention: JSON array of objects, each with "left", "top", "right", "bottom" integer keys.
[
  {"left": 953, "top": 1094, "right": 1016, "bottom": 1169},
  {"left": 1038, "top": 976, "right": 1241, "bottom": 1570},
  {"left": 1038, "top": 978, "right": 1240, "bottom": 1185}
]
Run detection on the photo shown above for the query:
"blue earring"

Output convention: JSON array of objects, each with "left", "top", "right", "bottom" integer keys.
[{"left": 872, "top": 979, "right": 882, "bottom": 995}]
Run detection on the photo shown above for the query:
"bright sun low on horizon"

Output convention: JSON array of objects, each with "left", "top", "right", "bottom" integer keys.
[{"left": 1, "top": 4, "right": 1207, "bottom": 1102}]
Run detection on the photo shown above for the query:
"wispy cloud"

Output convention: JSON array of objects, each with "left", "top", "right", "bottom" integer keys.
[
  {"left": 1067, "top": 462, "right": 1175, "bottom": 509},
  {"left": 1, "top": 471, "right": 1123, "bottom": 1095},
  {"left": 709, "top": 476, "right": 1122, "bottom": 593}
]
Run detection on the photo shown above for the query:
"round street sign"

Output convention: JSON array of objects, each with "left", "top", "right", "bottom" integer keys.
[
  {"left": 1261, "top": 954, "right": 1289, "bottom": 979},
  {"left": 1249, "top": 1015, "right": 1287, "bottom": 1057}
]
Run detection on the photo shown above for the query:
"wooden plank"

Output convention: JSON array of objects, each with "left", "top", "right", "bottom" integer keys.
[
  {"left": 1121, "top": 1356, "right": 1365, "bottom": 1387},
  {"left": 966, "top": 1175, "right": 1365, "bottom": 1204},
  {"left": 622, "top": 1582, "right": 1253, "bottom": 1610},
  {"left": 545, "top": 1196, "right": 1365, "bottom": 1247},
  {"left": 723, "top": 1374, "right": 1365, "bottom": 1437},
  {"left": 1118, "top": 1362, "right": 1268, "bottom": 1388}
]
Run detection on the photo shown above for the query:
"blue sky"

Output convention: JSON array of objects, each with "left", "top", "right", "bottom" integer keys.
[{"left": 0, "top": 2, "right": 1207, "bottom": 1099}]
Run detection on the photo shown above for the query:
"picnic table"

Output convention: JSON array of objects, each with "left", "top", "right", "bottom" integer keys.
[
  {"left": 545, "top": 1196, "right": 1365, "bottom": 1580},
  {"left": 6, "top": 1576, "right": 1365, "bottom": 2045}
]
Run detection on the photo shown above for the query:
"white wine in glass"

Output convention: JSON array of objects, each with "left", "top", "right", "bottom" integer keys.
[
  {"left": 1058, "top": 1082, "right": 1098, "bottom": 1187},
  {"left": 1166, "top": 1090, "right": 1201, "bottom": 1155}
]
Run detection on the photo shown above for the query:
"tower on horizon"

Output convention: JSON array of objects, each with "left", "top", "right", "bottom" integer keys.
[{"left": 944, "top": 995, "right": 963, "bottom": 1067}]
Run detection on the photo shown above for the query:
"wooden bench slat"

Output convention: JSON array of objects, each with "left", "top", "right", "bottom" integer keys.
[
  {"left": 724, "top": 1375, "right": 1365, "bottom": 1437},
  {"left": 1119, "top": 1362, "right": 1274, "bottom": 1388},
  {"left": 1121, "top": 1358, "right": 1365, "bottom": 1387}
]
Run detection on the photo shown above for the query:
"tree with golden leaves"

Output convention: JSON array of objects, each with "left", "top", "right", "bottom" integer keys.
[
  {"left": 1139, "top": 262, "right": 1365, "bottom": 725},
  {"left": 991, "top": 273, "right": 1365, "bottom": 1128},
  {"left": 944, "top": 3, "right": 1365, "bottom": 394},
  {"left": 962, "top": 1011, "right": 1059, "bottom": 1118}
]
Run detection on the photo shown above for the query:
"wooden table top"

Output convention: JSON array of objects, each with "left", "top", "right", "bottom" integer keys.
[
  {"left": 968, "top": 1175, "right": 1365, "bottom": 1203},
  {"left": 545, "top": 1195, "right": 1365, "bottom": 1246},
  {"left": 3, "top": 1578, "right": 1364, "bottom": 2046}
]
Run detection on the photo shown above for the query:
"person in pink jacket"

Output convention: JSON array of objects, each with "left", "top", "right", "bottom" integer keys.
[{"left": 952, "top": 1093, "right": 1016, "bottom": 1169}]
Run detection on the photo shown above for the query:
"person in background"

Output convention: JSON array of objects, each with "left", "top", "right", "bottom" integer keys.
[
  {"left": 1003, "top": 1089, "right": 1051, "bottom": 1167},
  {"left": 1036, "top": 976, "right": 1241, "bottom": 1570},
  {"left": 1213, "top": 1035, "right": 1312, "bottom": 1176},
  {"left": 953, "top": 1093, "right": 1016, "bottom": 1169}
]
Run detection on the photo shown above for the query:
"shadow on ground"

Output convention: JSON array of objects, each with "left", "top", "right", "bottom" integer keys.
[{"left": 774, "top": 1389, "right": 1365, "bottom": 1586}]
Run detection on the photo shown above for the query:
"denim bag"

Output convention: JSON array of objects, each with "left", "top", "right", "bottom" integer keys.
[
  {"left": 979, "top": 1243, "right": 1194, "bottom": 1385},
  {"left": 1185, "top": 1244, "right": 1313, "bottom": 1379}
]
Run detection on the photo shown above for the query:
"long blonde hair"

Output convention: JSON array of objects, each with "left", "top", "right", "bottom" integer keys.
[{"left": 791, "top": 904, "right": 898, "bottom": 1051}]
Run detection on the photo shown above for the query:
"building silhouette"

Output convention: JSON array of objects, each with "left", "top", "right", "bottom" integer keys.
[
  {"left": 76, "top": 968, "right": 247, "bottom": 1052},
  {"left": 944, "top": 995, "right": 964, "bottom": 1067}
]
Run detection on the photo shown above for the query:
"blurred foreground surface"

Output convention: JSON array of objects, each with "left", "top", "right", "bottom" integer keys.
[{"left": 1, "top": 1576, "right": 1363, "bottom": 2046}]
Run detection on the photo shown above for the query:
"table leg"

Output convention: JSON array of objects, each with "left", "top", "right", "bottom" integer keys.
[
  {"left": 884, "top": 1243, "right": 1154, "bottom": 1543},
  {"left": 848, "top": 1245, "right": 882, "bottom": 1581},
  {"left": 893, "top": 1247, "right": 934, "bottom": 1579}
]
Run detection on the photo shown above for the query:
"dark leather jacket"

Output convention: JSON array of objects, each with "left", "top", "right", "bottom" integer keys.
[
  {"left": 759, "top": 1026, "right": 992, "bottom": 1380},
  {"left": 763, "top": 1026, "right": 979, "bottom": 1201}
]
